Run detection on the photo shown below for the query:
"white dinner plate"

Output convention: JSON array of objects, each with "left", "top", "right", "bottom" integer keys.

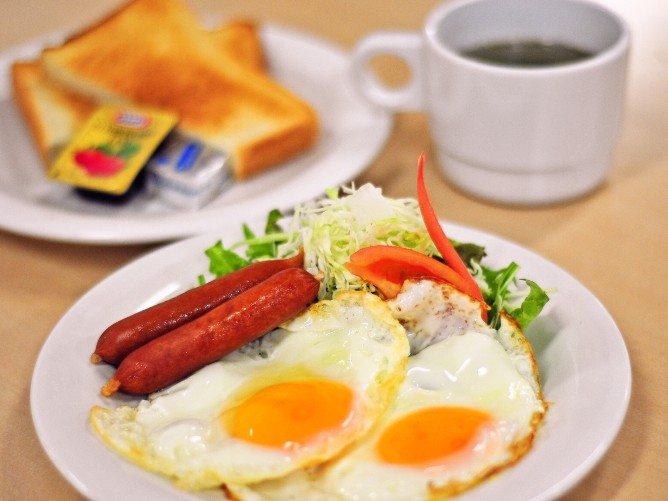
[
  {"left": 0, "top": 24, "right": 391, "bottom": 244},
  {"left": 31, "top": 221, "right": 631, "bottom": 501}
]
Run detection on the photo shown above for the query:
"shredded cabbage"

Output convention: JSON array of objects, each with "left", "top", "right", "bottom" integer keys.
[{"left": 275, "top": 183, "right": 437, "bottom": 299}]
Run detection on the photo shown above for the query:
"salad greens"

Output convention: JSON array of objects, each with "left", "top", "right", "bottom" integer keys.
[{"left": 202, "top": 183, "right": 549, "bottom": 329}]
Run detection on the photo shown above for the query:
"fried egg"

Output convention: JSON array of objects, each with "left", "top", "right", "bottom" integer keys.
[
  {"left": 89, "top": 290, "right": 409, "bottom": 490},
  {"left": 228, "top": 280, "right": 546, "bottom": 501}
]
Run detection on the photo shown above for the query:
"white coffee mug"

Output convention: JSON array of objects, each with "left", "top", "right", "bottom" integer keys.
[{"left": 351, "top": 0, "right": 630, "bottom": 205}]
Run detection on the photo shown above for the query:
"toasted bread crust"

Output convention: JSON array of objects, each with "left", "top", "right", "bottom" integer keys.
[
  {"left": 36, "top": 0, "right": 318, "bottom": 178},
  {"left": 209, "top": 20, "right": 267, "bottom": 74},
  {"left": 11, "top": 61, "right": 96, "bottom": 166}
]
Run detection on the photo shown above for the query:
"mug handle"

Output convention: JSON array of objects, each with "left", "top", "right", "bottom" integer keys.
[{"left": 350, "top": 32, "right": 425, "bottom": 111}]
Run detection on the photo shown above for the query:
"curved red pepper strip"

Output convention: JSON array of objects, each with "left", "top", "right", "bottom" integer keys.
[{"left": 416, "top": 153, "right": 487, "bottom": 320}]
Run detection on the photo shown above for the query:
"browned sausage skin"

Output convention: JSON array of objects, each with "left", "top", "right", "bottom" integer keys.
[
  {"left": 92, "top": 251, "right": 304, "bottom": 366},
  {"left": 101, "top": 267, "right": 320, "bottom": 396}
]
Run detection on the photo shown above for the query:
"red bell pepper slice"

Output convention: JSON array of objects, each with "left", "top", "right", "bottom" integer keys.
[
  {"left": 344, "top": 245, "right": 481, "bottom": 300},
  {"left": 416, "top": 154, "right": 487, "bottom": 320},
  {"left": 416, "top": 154, "right": 486, "bottom": 296}
]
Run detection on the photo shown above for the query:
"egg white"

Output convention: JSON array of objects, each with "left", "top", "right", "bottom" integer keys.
[
  {"left": 90, "top": 290, "right": 409, "bottom": 490},
  {"left": 386, "top": 278, "right": 495, "bottom": 354},
  {"left": 227, "top": 280, "right": 546, "bottom": 501}
]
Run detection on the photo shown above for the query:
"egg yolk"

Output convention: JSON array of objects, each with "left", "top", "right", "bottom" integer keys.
[
  {"left": 376, "top": 406, "right": 492, "bottom": 465},
  {"left": 229, "top": 380, "right": 354, "bottom": 451}
]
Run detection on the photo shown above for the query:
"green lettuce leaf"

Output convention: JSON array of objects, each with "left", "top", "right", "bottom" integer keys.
[
  {"left": 204, "top": 240, "right": 249, "bottom": 279},
  {"left": 476, "top": 262, "right": 549, "bottom": 329},
  {"left": 510, "top": 279, "right": 551, "bottom": 329}
]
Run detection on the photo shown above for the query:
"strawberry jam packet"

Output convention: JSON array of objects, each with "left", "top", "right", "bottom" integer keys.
[{"left": 49, "top": 105, "right": 178, "bottom": 195}]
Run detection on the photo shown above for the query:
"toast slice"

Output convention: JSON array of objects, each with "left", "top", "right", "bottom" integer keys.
[
  {"left": 12, "top": 61, "right": 96, "bottom": 166},
  {"left": 12, "top": 17, "right": 277, "bottom": 170},
  {"left": 37, "top": 0, "right": 318, "bottom": 180}
]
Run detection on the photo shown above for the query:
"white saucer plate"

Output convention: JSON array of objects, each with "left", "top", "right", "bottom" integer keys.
[{"left": 31, "top": 221, "right": 631, "bottom": 500}]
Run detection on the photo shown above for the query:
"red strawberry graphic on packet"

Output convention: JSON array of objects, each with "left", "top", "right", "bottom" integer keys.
[{"left": 74, "top": 149, "right": 125, "bottom": 176}]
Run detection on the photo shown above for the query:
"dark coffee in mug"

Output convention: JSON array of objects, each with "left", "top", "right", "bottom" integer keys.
[{"left": 462, "top": 40, "right": 593, "bottom": 67}]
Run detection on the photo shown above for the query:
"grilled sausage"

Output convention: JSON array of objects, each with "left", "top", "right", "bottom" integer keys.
[
  {"left": 92, "top": 251, "right": 304, "bottom": 366},
  {"left": 101, "top": 267, "right": 320, "bottom": 396}
]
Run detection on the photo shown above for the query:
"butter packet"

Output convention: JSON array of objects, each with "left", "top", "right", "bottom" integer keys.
[
  {"left": 146, "top": 132, "right": 233, "bottom": 210},
  {"left": 49, "top": 105, "right": 178, "bottom": 195}
]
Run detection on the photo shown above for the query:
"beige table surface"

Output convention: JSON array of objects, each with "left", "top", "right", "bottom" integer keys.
[{"left": 1, "top": 0, "right": 666, "bottom": 499}]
